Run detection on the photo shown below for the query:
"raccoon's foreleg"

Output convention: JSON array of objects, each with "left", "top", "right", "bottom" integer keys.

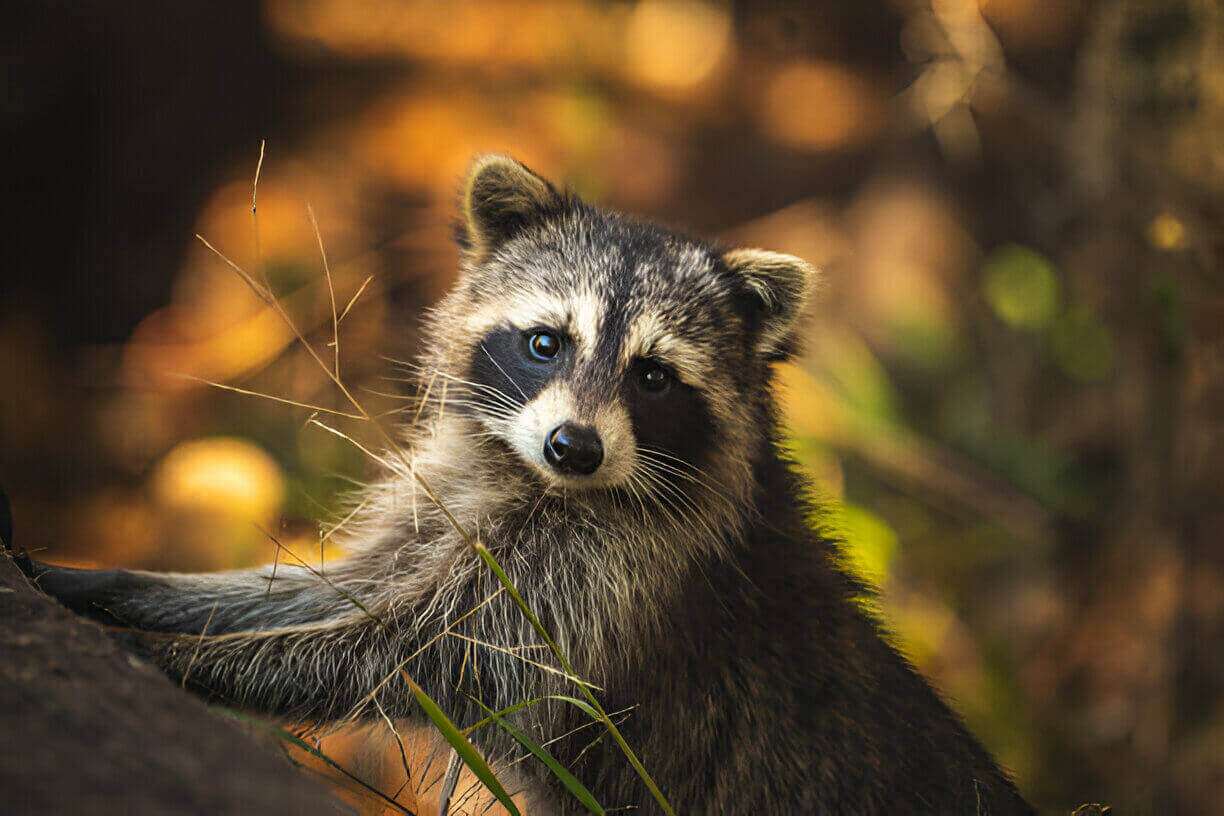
[
  {"left": 119, "top": 613, "right": 418, "bottom": 721},
  {"left": 27, "top": 561, "right": 370, "bottom": 635},
  {"left": 26, "top": 559, "right": 431, "bottom": 721}
]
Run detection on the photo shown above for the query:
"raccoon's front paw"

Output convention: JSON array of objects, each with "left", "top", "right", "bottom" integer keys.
[
  {"left": 0, "top": 483, "right": 12, "bottom": 556},
  {"left": 29, "top": 566, "right": 137, "bottom": 626},
  {"left": 0, "top": 483, "right": 135, "bottom": 625},
  {"left": 0, "top": 482, "right": 39, "bottom": 580}
]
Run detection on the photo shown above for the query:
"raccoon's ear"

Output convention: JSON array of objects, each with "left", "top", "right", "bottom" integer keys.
[
  {"left": 459, "top": 154, "right": 565, "bottom": 264},
  {"left": 722, "top": 248, "right": 816, "bottom": 361}
]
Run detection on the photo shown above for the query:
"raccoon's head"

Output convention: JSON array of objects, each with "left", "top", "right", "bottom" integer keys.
[{"left": 422, "top": 155, "right": 814, "bottom": 522}]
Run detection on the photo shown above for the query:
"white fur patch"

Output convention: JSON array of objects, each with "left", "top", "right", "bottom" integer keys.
[
  {"left": 465, "top": 290, "right": 605, "bottom": 360},
  {"left": 622, "top": 312, "right": 710, "bottom": 388},
  {"left": 504, "top": 380, "right": 637, "bottom": 489}
]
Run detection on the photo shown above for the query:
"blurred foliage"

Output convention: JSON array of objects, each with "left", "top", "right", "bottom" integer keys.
[
  {"left": 983, "top": 245, "right": 1061, "bottom": 331},
  {"left": 2, "top": 1, "right": 1224, "bottom": 814}
]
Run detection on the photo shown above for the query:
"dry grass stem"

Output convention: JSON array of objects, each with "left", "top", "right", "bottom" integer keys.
[
  {"left": 173, "top": 373, "right": 365, "bottom": 419},
  {"left": 445, "top": 631, "right": 603, "bottom": 691},
  {"left": 306, "top": 202, "right": 341, "bottom": 377},
  {"left": 339, "top": 275, "right": 376, "bottom": 324},
  {"left": 197, "top": 227, "right": 676, "bottom": 814},
  {"left": 181, "top": 602, "right": 219, "bottom": 688}
]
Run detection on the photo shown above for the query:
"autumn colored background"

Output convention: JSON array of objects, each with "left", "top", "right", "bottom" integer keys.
[{"left": 2, "top": 1, "right": 1221, "bottom": 814}]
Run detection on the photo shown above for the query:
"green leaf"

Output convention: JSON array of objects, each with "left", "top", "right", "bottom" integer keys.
[
  {"left": 401, "top": 671, "right": 521, "bottom": 816},
  {"left": 469, "top": 696, "right": 605, "bottom": 814},
  {"left": 462, "top": 694, "right": 604, "bottom": 736},
  {"left": 546, "top": 694, "right": 604, "bottom": 722},
  {"left": 470, "top": 541, "right": 676, "bottom": 816},
  {"left": 837, "top": 503, "right": 899, "bottom": 587},
  {"left": 1050, "top": 304, "right": 1113, "bottom": 382},
  {"left": 462, "top": 697, "right": 549, "bottom": 735},
  {"left": 983, "top": 245, "right": 1060, "bottom": 330}
]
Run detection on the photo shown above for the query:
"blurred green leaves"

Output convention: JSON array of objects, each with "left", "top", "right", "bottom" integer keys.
[
  {"left": 838, "top": 502, "right": 899, "bottom": 588},
  {"left": 982, "top": 244, "right": 1114, "bottom": 382},
  {"left": 983, "top": 245, "right": 1060, "bottom": 330},
  {"left": 1050, "top": 305, "right": 1114, "bottom": 382},
  {"left": 818, "top": 329, "right": 902, "bottom": 425}
]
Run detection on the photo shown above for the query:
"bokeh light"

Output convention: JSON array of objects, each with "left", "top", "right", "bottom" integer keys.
[{"left": 3, "top": 1, "right": 1222, "bottom": 813}]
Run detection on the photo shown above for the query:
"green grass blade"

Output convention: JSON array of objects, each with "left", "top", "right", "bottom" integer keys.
[
  {"left": 462, "top": 696, "right": 548, "bottom": 735},
  {"left": 469, "top": 696, "right": 604, "bottom": 814},
  {"left": 462, "top": 694, "right": 604, "bottom": 736},
  {"left": 400, "top": 671, "right": 521, "bottom": 816},
  {"left": 473, "top": 542, "right": 676, "bottom": 816},
  {"left": 544, "top": 695, "right": 602, "bottom": 721}
]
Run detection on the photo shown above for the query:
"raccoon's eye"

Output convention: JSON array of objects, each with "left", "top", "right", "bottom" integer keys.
[
  {"left": 639, "top": 363, "right": 670, "bottom": 392},
  {"left": 527, "top": 330, "right": 560, "bottom": 361}
]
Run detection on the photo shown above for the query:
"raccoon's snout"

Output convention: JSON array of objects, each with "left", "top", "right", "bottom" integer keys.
[{"left": 544, "top": 423, "right": 603, "bottom": 476}]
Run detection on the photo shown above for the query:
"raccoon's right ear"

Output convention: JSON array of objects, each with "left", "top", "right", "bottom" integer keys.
[
  {"left": 722, "top": 248, "right": 817, "bottom": 361},
  {"left": 458, "top": 155, "right": 566, "bottom": 265}
]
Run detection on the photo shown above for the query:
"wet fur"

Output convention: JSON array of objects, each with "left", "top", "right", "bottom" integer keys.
[{"left": 19, "top": 156, "right": 1032, "bottom": 815}]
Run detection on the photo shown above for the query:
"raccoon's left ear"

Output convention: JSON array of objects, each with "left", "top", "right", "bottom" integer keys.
[
  {"left": 459, "top": 154, "right": 567, "bottom": 265},
  {"left": 722, "top": 248, "right": 817, "bottom": 361}
]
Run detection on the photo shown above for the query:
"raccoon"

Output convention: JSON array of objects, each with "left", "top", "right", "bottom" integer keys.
[{"left": 11, "top": 156, "right": 1033, "bottom": 815}]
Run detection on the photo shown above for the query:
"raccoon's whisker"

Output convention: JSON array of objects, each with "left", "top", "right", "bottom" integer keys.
[
  {"left": 373, "top": 404, "right": 428, "bottom": 419},
  {"left": 414, "top": 395, "right": 519, "bottom": 422},
  {"left": 636, "top": 452, "right": 724, "bottom": 497},
  {"left": 637, "top": 453, "right": 749, "bottom": 530},
  {"left": 636, "top": 447, "right": 727, "bottom": 490},
  {"left": 620, "top": 471, "right": 654, "bottom": 528},
  {"left": 388, "top": 366, "right": 525, "bottom": 420},
  {"left": 466, "top": 431, "right": 509, "bottom": 441},
  {"left": 414, "top": 376, "right": 522, "bottom": 414},
  {"left": 639, "top": 462, "right": 738, "bottom": 524},
  {"left": 478, "top": 343, "right": 529, "bottom": 402},
  {"left": 635, "top": 456, "right": 721, "bottom": 513},
  {"left": 373, "top": 389, "right": 522, "bottom": 424},
  {"left": 610, "top": 482, "right": 632, "bottom": 521},
  {"left": 442, "top": 402, "right": 518, "bottom": 422},
  {"left": 437, "top": 373, "right": 522, "bottom": 407},
  {"left": 648, "top": 466, "right": 721, "bottom": 526},
  {"left": 637, "top": 446, "right": 740, "bottom": 505},
  {"left": 634, "top": 467, "right": 693, "bottom": 529},
  {"left": 464, "top": 388, "right": 524, "bottom": 415},
  {"left": 636, "top": 464, "right": 725, "bottom": 546}
]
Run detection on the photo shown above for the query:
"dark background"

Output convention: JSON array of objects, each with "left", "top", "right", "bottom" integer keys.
[{"left": 2, "top": 1, "right": 1222, "bottom": 813}]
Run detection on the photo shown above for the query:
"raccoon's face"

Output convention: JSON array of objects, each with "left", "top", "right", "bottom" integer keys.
[{"left": 429, "top": 156, "right": 814, "bottom": 507}]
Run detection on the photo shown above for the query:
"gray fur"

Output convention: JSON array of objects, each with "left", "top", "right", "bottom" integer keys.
[{"left": 26, "top": 156, "right": 1033, "bottom": 815}]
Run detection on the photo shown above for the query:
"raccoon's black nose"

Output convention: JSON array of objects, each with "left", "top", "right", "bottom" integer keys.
[{"left": 544, "top": 424, "right": 603, "bottom": 475}]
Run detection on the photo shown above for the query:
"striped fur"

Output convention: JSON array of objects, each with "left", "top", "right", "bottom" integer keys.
[{"left": 25, "top": 156, "right": 1033, "bottom": 815}]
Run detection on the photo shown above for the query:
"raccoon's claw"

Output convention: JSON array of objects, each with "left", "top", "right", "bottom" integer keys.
[
  {"left": 0, "top": 484, "right": 130, "bottom": 625},
  {"left": 0, "top": 482, "right": 39, "bottom": 579},
  {"left": 30, "top": 566, "right": 135, "bottom": 626},
  {"left": 0, "top": 483, "right": 12, "bottom": 555}
]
